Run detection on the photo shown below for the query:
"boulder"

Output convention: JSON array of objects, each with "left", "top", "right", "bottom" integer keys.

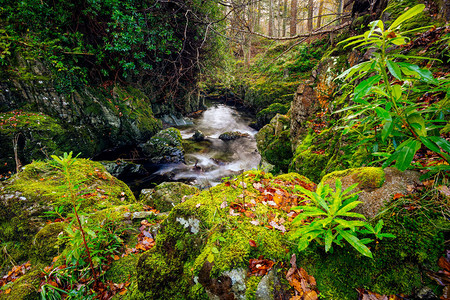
[
  {"left": 101, "top": 159, "right": 148, "bottom": 180},
  {"left": 0, "top": 159, "right": 136, "bottom": 274},
  {"left": 139, "top": 127, "right": 185, "bottom": 164},
  {"left": 256, "top": 114, "right": 292, "bottom": 172},
  {"left": 135, "top": 171, "right": 311, "bottom": 299},
  {"left": 320, "top": 167, "right": 421, "bottom": 218},
  {"left": 140, "top": 182, "right": 199, "bottom": 212}
]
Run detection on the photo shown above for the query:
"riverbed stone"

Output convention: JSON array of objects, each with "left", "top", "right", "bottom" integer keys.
[
  {"left": 192, "top": 130, "right": 206, "bottom": 142},
  {"left": 320, "top": 167, "right": 421, "bottom": 219},
  {"left": 139, "top": 127, "right": 185, "bottom": 164},
  {"left": 218, "top": 131, "right": 249, "bottom": 141},
  {"left": 140, "top": 182, "right": 199, "bottom": 212}
]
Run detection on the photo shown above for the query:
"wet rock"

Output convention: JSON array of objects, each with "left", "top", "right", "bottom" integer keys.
[
  {"left": 139, "top": 127, "right": 185, "bottom": 164},
  {"left": 256, "top": 114, "right": 292, "bottom": 172},
  {"left": 218, "top": 131, "right": 249, "bottom": 141},
  {"left": 320, "top": 167, "right": 421, "bottom": 219},
  {"left": 140, "top": 182, "right": 199, "bottom": 212},
  {"left": 100, "top": 159, "right": 148, "bottom": 180},
  {"left": 192, "top": 130, "right": 205, "bottom": 142}
]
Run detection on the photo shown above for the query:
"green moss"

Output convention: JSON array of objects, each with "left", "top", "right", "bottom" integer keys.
[
  {"left": 255, "top": 103, "right": 290, "bottom": 128},
  {"left": 245, "top": 276, "right": 262, "bottom": 300},
  {"left": 106, "top": 253, "right": 141, "bottom": 283},
  {"left": 0, "top": 270, "right": 40, "bottom": 300},
  {"left": 140, "top": 182, "right": 199, "bottom": 212},
  {"left": 321, "top": 167, "right": 385, "bottom": 190},
  {"left": 32, "top": 222, "right": 66, "bottom": 265}
]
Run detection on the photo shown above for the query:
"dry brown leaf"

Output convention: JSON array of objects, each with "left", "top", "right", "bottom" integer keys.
[{"left": 304, "top": 290, "right": 319, "bottom": 300}]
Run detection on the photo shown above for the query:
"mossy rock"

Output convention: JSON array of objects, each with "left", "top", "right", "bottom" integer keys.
[
  {"left": 135, "top": 170, "right": 310, "bottom": 299},
  {"left": 256, "top": 114, "right": 292, "bottom": 172},
  {"left": 140, "top": 182, "right": 199, "bottom": 212},
  {"left": 289, "top": 128, "right": 344, "bottom": 182},
  {"left": 320, "top": 167, "right": 421, "bottom": 219},
  {"left": 32, "top": 222, "right": 66, "bottom": 265},
  {"left": 0, "top": 269, "right": 40, "bottom": 300},
  {"left": 218, "top": 131, "right": 249, "bottom": 141},
  {"left": 255, "top": 103, "right": 290, "bottom": 129},
  {"left": 139, "top": 127, "right": 185, "bottom": 164},
  {"left": 0, "top": 158, "right": 136, "bottom": 274},
  {"left": 0, "top": 110, "right": 68, "bottom": 174}
]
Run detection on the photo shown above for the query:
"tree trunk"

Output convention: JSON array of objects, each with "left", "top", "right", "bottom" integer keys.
[
  {"left": 282, "top": 0, "right": 287, "bottom": 36},
  {"left": 290, "top": 0, "right": 298, "bottom": 36},
  {"left": 317, "top": 0, "right": 324, "bottom": 28},
  {"left": 269, "top": 0, "right": 274, "bottom": 36},
  {"left": 307, "top": 0, "right": 314, "bottom": 31}
]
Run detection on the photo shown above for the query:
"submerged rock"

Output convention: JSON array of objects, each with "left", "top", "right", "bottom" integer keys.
[
  {"left": 218, "top": 131, "right": 249, "bottom": 141},
  {"left": 140, "top": 182, "right": 199, "bottom": 212},
  {"left": 321, "top": 167, "right": 421, "bottom": 218},
  {"left": 192, "top": 130, "right": 205, "bottom": 142},
  {"left": 139, "top": 127, "right": 185, "bottom": 164}
]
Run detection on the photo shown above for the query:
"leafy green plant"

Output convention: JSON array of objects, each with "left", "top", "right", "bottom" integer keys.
[
  {"left": 335, "top": 4, "right": 450, "bottom": 171},
  {"left": 49, "top": 152, "right": 98, "bottom": 287},
  {"left": 291, "top": 179, "right": 394, "bottom": 258}
]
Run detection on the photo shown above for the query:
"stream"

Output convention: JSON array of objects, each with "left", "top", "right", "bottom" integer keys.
[{"left": 129, "top": 102, "right": 261, "bottom": 190}]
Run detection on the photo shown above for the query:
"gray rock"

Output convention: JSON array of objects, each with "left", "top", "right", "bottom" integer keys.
[
  {"left": 255, "top": 269, "right": 276, "bottom": 300},
  {"left": 140, "top": 182, "right": 199, "bottom": 212},
  {"left": 139, "top": 127, "right": 185, "bottom": 164},
  {"left": 219, "top": 131, "right": 249, "bottom": 141},
  {"left": 101, "top": 160, "right": 148, "bottom": 179}
]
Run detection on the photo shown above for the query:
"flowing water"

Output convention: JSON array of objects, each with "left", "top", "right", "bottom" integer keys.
[{"left": 152, "top": 102, "right": 261, "bottom": 187}]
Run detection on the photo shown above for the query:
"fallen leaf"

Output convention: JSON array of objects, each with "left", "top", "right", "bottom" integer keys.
[{"left": 249, "top": 240, "right": 257, "bottom": 247}]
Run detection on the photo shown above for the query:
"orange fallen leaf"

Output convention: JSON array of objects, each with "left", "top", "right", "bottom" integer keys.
[
  {"left": 249, "top": 240, "right": 257, "bottom": 247},
  {"left": 113, "top": 255, "right": 120, "bottom": 261},
  {"left": 4, "top": 288, "right": 11, "bottom": 294}
]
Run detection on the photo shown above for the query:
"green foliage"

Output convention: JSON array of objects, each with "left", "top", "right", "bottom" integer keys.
[
  {"left": 336, "top": 5, "right": 450, "bottom": 171},
  {"left": 291, "top": 179, "right": 394, "bottom": 258}
]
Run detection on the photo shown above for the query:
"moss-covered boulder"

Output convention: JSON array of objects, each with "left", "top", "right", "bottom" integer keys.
[
  {"left": 0, "top": 270, "right": 40, "bottom": 300},
  {"left": 0, "top": 158, "right": 136, "bottom": 274},
  {"left": 140, "top": 182, "right": 199, "bottom": 212},
  {"left": 135, "top": 171, "right": 312, "bottom": 299},
  {"left": 139, "top": 127, "right": 185, "bottom": 164},
  {"left": 256, "top": 114, "right": 292, "bottom": 172},
  {"left": 32, "top": 222, "right": 66, "bottom": 265},
  {"left": 255, "top": 102, "right": 290, "bottom": 129},
  {"left": 320, "top": 167, "right": 421, "bottom": 218},
  {"left": 289, "top": 128, "right": 348, "bottom": 182},
  {"left": 0, "top": 110, "right": 68, "bottom": 175}
]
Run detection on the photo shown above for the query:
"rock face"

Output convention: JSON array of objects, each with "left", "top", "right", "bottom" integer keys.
[
  {"left": 321, "top": 167, "right": 421, "bottom": 218},
  {"left": 140, "top": 182, "right": 199, "bottom": 212},
  {"left": 139, "top": 127, "right": 185, "bottom": 164},
  {"left": 256, "top": 114, "right": 292, "bottom": 172},
  {"left": 0, "top": 64, "right": 163, "bottom": 166}
]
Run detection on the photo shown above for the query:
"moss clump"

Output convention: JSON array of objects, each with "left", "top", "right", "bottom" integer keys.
[
  {"left": 321, "top": 167, "right": 386, "bottom": 191},
  {"left": 0, "top": 269, "right": 40, "bottom": 300},
  {"left": 105, "top": 253, "right": 141, "bottom": 283},
  {"left": 32, "top": 222, "right": 66, "bottom": 265},
  {"left": 289, "top": 128, "right": 351, "bottom": 182},
  {"left": 140, "top": 182, "right": 199, "bottom": 212}
]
